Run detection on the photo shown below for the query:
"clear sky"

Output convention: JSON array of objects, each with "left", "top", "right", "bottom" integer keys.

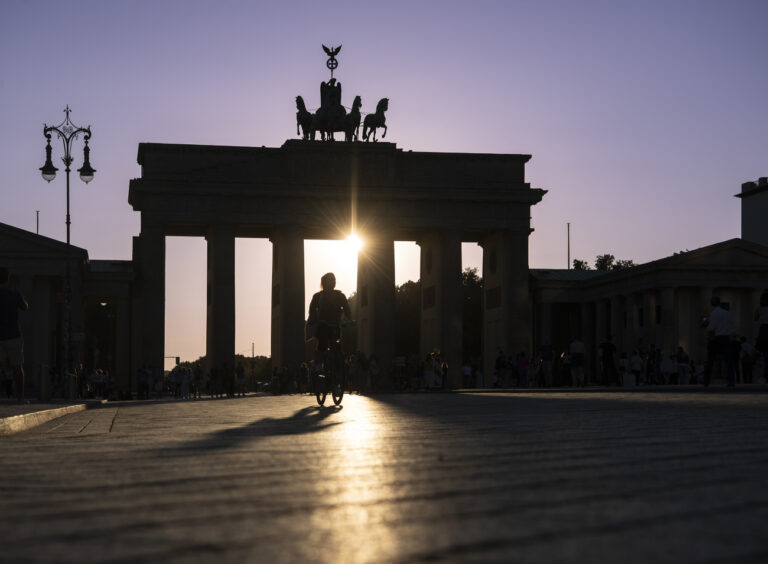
[{"left": 1, "top": 0, "right": 766, "bottom": 366}]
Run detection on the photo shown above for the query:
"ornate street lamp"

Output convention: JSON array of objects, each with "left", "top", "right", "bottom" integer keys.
[{"left": 40, "top": 106, "right": 95, "bottom": 398}]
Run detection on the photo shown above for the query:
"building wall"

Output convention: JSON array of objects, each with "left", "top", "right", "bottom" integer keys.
[{"left": 739, "top": 178, "right": 768, "bottom": 247}]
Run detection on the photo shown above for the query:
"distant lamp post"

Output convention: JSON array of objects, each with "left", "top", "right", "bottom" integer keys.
[{"left": 40, "top": 106, "right": 96, "bottom": 397}]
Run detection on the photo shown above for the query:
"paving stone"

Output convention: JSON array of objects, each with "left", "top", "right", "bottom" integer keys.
[{"left": 1, "top": 390, "right": 767, "bottom": 563}]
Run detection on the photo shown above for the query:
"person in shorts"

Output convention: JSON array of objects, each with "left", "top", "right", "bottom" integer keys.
[{"left": 0, "top": 267, "right": 30, "bottom": 403}]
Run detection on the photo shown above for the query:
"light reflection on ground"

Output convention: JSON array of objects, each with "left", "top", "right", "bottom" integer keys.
[{"left": 307, "top": 395, "right": 400, "bottom": 562}]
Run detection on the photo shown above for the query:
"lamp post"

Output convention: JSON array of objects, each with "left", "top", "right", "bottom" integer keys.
[{"left": 40, "top": 106, "right": 95, "bottom": 398}]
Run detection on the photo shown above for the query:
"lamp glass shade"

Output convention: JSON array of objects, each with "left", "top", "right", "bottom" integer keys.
[
  {"left": 78, "top": 163, "right": 95, "bottom": 184},
  {"left": 40, "top": 163, "right": 58, "bottom": 182}
]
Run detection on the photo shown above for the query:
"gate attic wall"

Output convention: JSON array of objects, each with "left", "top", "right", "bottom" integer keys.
[{"left": 129, "top": 140, "right": 545, "bottom": 384}]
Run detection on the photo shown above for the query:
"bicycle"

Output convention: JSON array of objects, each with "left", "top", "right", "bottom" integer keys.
[{"left": 312, "top": 322, "right": 352, "bottom": 406}]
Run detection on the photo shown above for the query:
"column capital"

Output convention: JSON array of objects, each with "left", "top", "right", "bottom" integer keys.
[{"left": 269, "top": 226, "right": 305, "bottom": 244}]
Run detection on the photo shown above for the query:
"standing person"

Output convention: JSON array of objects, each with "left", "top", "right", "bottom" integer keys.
[
  {"left": 660, "top": 351, "right": 675, "bottom": 385},
  {"left": 236, "top": 362, "right": 246, "bottom": 396},
  {"left": 755, "top": 291, "right": 768, "bottom": 383},
  {"left": 739, "top": 337, "right": 756, "bottom": 384},
  {"left": 569, "top": 337, "right": 586, "bottom": 387},
  {"left": 423, "top": 353, "right": 434, "bottom": 390},
  {"left": 431, "top": 349, "right": 442, "bottom": 389},
  {"left": 702, "top": 296, "right": 737, "bottom": 387},
  {"left": 618, "top": 352, "right": 629, "bottom": 386},
  {"left": 539, "top": 343, "right": 554, "bottom": 387},
  {"left": 193, "top": 364, "right": 203, "bottom": 399},
  {"left": 560, "top": 350, "right": 572, "bottom": 387},
  {"left": 0, "top": 267, "right": 29, "bottom": 403}
]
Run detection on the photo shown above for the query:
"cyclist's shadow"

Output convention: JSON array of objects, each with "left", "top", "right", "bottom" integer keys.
[{"left": 158, "top": 405, "right": 344, "bottom": 457}]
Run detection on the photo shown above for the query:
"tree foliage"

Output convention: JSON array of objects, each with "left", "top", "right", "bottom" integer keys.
[
  {"left": 391, "top": 268, "right": 483, "bottom": 362},
  {"left": 612, "top": 258, "right": 636, "bottom": 270},
  {"left": 573, "top": 255, "right": 635, "bottom": 271},
  {"left": 572, "top": 259, "right": 591, "bottom": 270},
  {"left": 595, "top": 254, "right": 635, "bottom": 271},
  {"left": 395, "top": 280, "right": 421, "bottom": 355},
  {"left": 178, "top": 354, "right": 272, "bottom": 381},
  {"left": 461, "top": 267, "right": 483, "bottom": 363}
]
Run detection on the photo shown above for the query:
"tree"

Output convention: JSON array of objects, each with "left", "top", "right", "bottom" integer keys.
[
  {"left": 612, "top": 259, "right": 636, "bottom": 270},
  {"left": 390, "top": 267, "right": 483, "bottom": 361},
  {"left": 394, "top": 280, "right": 421, "bottom": 355},
  {"left": 462, "top": 267, "right": 483, "bottom": 363},
  {"left": 595, "top": 254, "right": 635, "bottom": 271},
  {"left": 572, "top": 259, "right": 591, "bottom": 270},
  {"left": 594, "top": 254, "right": 615, "bottom": 271}
]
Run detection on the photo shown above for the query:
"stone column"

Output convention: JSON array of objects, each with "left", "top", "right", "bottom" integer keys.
[
  {"left": 539, "top": 301, "right": 553, "bottom": 350},
  {"left": 642, "top": 292, "right": 654, "bottom": 347},
  {"left": 659, "top": 287, "right": 676, "bottom": 354},
  {"left": 33, "top": 276, "right": 53, "bottom": 397},
  {"left": 581, "top": 302, "right": 595, "bottom": 383},
  {"left": 132, "top": 221, "right": 165, "bottom": 379},
  {"left": 610, "top": 295, "right": 624, "bottom": 354},
  {"left": 625, "top": 293, "right": 639, "bottom": 352},
  {"left": 481, "top": 231, "right": 531, "bottom": 384},
  {"left": 206, "top": 224, "right": 236, "bottom": 375},
  {"left": 595, "top": 300, "right": 608, "bottom": 345},
  {"left": 732, "top": 288, "right": 753, "bottom": 338},
  {"left": 595, "top": 299, "right": 607, "bottom": 382},
  {"left": 418, "top": 231, "right": 463, "bottom": 387},
  {"left": 270, "top": 229, "right": 305, "bottom": 371},
  {"left": 115, "top": 294, "right": 131, "bottom": 392},
  {"left": 357, "top": 232, "right": 395, "bottom": 370},
  {"left": 749, "top": 288, "right": 764, "bottom": 339}
]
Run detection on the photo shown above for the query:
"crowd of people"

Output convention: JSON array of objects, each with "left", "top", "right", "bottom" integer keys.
[
  {"left": 3, "top": 258, "right": 767, "bottom": 401},
  {"left": 487, "top": 292, "right": 768, "bottom": 389},
  {"left": 136, "top": 362, "right": 250, "bottom": 400}
]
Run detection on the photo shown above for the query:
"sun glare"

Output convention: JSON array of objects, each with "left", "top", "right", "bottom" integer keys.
[{"left": 346, "top": 233, "right": 364, "bottom": 253}]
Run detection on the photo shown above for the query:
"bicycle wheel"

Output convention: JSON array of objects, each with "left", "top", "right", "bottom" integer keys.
[
  {"left": 331, "top": 352, "right": 345, "bottom": 405},
  {"left": 314, "top": 372, "right": 327, "bottom": 406}
]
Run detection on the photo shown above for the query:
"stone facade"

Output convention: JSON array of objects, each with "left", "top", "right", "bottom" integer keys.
[
  {"left": 531, "top": 238, "right": 768, "bottom": 379},
  {"left": 0, "top": 223, "right": 132, "bottom": 394}
]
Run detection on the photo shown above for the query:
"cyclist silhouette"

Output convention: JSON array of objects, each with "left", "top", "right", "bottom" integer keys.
[{"left": 306, "top": 272, "right": 351, "bottom": 365}]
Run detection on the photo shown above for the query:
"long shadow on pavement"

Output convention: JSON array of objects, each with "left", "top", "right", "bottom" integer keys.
[{"left": 156, "top": 404, "right": 344, "bottom": 457}]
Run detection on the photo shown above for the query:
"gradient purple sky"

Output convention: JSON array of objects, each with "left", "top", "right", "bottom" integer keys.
[{"left": 2, "top": 1, "right": 766, "bottom": 365}]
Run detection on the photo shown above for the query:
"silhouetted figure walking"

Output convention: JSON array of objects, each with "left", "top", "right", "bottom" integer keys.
[{"left": 702, "top": 296, "right": 737, "bottom": 387}]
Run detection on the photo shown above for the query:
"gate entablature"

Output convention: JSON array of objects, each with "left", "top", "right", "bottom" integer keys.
[{"left": 130, "top": 141, "right": 545, "bottom": 239}]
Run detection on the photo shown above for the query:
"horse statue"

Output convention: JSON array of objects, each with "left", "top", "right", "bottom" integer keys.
[
  {"left": 344, "top": 96, "right": 362, "bottom": 142},
  {"left": 296, "top": 96, "right": 314, "bottom": 140},
  {"left": 363, "top": 98, "right": 388, "bottom": 142}
]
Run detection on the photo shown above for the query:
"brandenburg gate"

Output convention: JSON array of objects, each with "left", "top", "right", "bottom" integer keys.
[{"left": 128, "top": 140, "right": 545, "bottom": 385}]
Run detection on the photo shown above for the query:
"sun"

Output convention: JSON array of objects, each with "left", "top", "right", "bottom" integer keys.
[{"left": 346, "top": 233, "right": 364, "bottom": 253}]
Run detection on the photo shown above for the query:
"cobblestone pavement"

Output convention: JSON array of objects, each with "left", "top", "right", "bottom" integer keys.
[{"left": 1, "top": 390, "right": 767, "bottom": 563}]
